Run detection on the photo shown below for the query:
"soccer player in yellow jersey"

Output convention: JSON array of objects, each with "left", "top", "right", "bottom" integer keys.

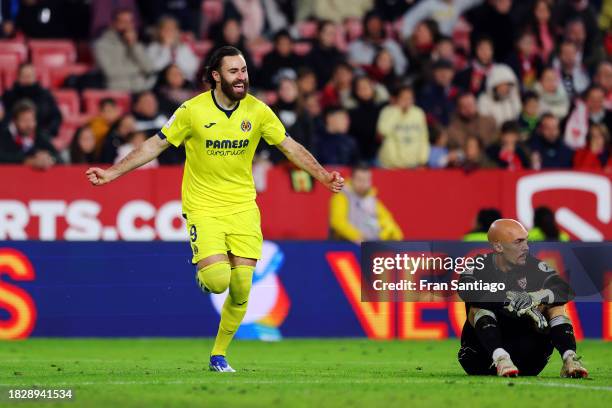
[{"left": 86, "top": 46, "right": 344, "bottom": 372}]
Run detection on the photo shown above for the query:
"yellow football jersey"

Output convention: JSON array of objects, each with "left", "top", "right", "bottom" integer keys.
[{"left": 160, "top": 90, "right": 286, "bottom": 216}]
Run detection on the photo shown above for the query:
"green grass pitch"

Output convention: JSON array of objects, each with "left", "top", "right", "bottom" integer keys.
[{"left": 0, "top": 339, "right": 610, "bottom": 407}]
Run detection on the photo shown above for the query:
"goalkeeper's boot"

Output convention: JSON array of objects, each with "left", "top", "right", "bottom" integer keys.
[
  {"left": 494, "top": 355, "right": 519, "bottom": 377},
  {"left": 209, "top": 355, "right": 236, "bottom": 373},
  {"left": 560, "top": 355, "right": 588, "bottom": 378}
]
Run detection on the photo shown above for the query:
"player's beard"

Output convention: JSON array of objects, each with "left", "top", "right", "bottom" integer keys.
[{"left": 220, "top": 76, "right": 249, "bottom": 102}]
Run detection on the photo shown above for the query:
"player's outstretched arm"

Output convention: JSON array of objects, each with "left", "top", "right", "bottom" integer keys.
[
  {"left": 86, "top": 134, "right": 170, "bottom": 186},
  {"left": 276, "top": 136, "right": 344, "bottom": 192}
]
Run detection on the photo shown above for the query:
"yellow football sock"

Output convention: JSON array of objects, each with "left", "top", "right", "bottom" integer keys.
[
  {"left": 211, "top": 265, "right": 254, "bottom": 356},
  {"left": 196, "top": 261, "right": 231, "bottom": 294}
]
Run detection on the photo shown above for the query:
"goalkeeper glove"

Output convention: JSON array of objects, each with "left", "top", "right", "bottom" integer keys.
[
  {"left": 524, "top": 307, "right": 549, "bottom": 332},
  {"left": 505, "top": 289, "right": 554, "bottom": 316}
]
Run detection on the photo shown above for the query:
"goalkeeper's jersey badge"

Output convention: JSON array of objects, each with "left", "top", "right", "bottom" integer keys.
[{"left": 517, "top": 277, "right": 527, "bottom": 289}]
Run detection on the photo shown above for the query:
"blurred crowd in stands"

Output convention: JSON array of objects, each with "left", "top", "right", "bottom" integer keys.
[{"left": 1, "top": 0, "right": 612, "bottom": 172}]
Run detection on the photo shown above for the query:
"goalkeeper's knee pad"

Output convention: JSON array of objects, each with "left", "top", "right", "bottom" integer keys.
[{"left": 196, "top": 261, "right": 231, "bottom": 294}]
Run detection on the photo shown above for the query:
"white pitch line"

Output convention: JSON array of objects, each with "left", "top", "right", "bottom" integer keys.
[
  {"left": 515, "top": 381, "right": 612, "bottom": 392},
  {"left": 0, "top": 378, "right": 609, "bottom": 391}
]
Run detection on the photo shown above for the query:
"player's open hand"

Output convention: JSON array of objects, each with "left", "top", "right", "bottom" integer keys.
[
  {"left": 324, "top": 171, "right": 345, "bottom": 193},
  {"left": 86, "top": 167, "right": 113, "bottom": 186}
]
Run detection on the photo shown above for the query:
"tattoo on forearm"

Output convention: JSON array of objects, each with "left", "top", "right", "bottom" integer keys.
[
  {"left": 283, "top": 142, "right": 327, "bottom": 181},
  {"left": 113, "top": 148, "right": 143, "bottom": 174},
  {"left": 110, "top": 139, "right": 164, "bottom": 177}
]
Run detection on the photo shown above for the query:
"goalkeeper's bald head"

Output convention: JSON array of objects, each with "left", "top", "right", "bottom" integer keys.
[{"left": 487, "top": 219, "right": 528, "bottom": 244}]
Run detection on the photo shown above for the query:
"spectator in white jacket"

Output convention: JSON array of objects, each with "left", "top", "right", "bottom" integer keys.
[
  {"left": 477, "top": 64, "right": 522, "bottom": 127},
  {"left": 146, "top": 16, "right": 199, "bottom": 81}
]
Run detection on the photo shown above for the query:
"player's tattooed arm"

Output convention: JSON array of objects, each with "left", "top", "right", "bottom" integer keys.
[
  {"left": 276, "top": 136, "right": 345, "bottom": 193},
  {"left": 86, "top": 134, "right": 170, "bottom": 186}
]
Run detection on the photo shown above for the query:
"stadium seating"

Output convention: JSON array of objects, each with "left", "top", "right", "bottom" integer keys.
[
  {"left": 29, "top": 40, "right": 77, "bottom": 68},
  {"left": 48, "top": 64, "right": 91, "bottom": 89},
  {"left": 52, "top": 89, "right": 81, "bottom": 118},
  {"left": 53, "top": 114, "right": 90, "bottom": 152},
  {"left": 0, "top": 40, "right": 28, "bottom": 63},
  {"left": 0, "top": 53, "right": 20, "bottom": 69},
  {"left": 82, "top": 89, "right": 131, "bottom": 115},
  {"left": 0, "top": 54, "right": 20, "bottom": 94}
]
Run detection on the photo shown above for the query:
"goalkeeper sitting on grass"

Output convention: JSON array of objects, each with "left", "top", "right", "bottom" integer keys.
[{"left": 457, "top": 219, "right": 588, "bottom": 378}]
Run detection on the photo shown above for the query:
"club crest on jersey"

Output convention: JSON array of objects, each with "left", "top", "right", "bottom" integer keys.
[
  {"left": 517, "top": 277, "right": 527, "bottom": 289},
  {"left": 241, "top": 119, "right": 252, "bottom": 132}
]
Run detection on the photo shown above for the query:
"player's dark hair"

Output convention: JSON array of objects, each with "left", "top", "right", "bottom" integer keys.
[
  {"left": 533, "top": 206, "right": 560, "bottom": 240},
  {"left": 204, "top": 46, "right": 244, "bottom": 85},
  {"left": 11, "top": 98, "right": 36, "bottom": 119}
]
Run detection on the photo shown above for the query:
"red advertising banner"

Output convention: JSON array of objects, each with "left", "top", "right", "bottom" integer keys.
[{"left": 0, "top": 165, "right": 610, "bottom": 241}]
